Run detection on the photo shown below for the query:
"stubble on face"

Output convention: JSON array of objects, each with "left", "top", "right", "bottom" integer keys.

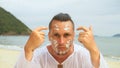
[{"left": 50, "top": 37, "right": 73, "bottom": 55}]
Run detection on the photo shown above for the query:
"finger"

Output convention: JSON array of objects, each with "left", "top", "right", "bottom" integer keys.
[
  {"left": 78, "top": 36, "right": 86, "bottom": 43},
  {"left": 40, "top": 35, "right": 45, "bottom": 39},
  {"left": 35, "top": 27, "right": 48, "bottom": 31},
  {"left": 89, "top": 25, "right": 92, "bottom": 31},
  {"left": 78, "top": 38, "right": 82, "bottom": 43},
  {"left": 79, "top": 34, "right": 88, "bottom": 38},
  {"left": 39, "top": 32, "right": 45, "bottom": 35},
  {"left": 79, "top": 32, "right": 89, "bottom": 37},
  {"left": 79, "top": 32, "right": 87, "bottom": 35},
  {"left": 77, "top": 26, "right": 89, "bottom": 32}
]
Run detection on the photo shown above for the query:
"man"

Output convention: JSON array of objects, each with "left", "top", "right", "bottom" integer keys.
[{"left": 15, "top": 13, "right": 108, "bottom": 68}]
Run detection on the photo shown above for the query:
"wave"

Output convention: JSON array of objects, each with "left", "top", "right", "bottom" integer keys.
[
  {"left": 0, "top": 44, "right": 120, "bottom": 61},
  {"left": 111, "top": 56, "right": 120, "bottom": 60},
  {"left": 0, "top": 44, "right": 22, "bottom": 51},
  {"left": 102, "top": 55, "right": 120, "bottom": 62}
]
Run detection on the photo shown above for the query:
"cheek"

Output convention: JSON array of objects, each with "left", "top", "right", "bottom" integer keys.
[
  {"left": 65, "top": 40, "right": 72, "bottom": 48},
  {"left": 50, "top": 37, "right": 58, "bottom": 47}
]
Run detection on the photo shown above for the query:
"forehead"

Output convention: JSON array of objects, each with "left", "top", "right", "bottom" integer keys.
[{"left": 50, "top": 20, "right": 73, "bottom": 29}]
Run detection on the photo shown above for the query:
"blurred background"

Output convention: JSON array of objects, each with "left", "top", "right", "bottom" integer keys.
[{"left": 0, "top": 0, "right": 120, "bottom": 68}]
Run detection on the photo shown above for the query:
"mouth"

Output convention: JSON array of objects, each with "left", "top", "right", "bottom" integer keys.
[
  {"left": 57, "top": 46, "right": 66, "bottom": 50},
  {"left": 52, "top": 45, "right": 71, "bottom": 55}
]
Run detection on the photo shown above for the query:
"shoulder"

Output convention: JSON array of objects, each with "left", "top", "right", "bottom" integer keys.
[
  {"left": 33, "top": 46, "right": 48, "bottom": 57},
  {"left": 74, "top": 43, "right": 90, "bottom": 56},
  {"left": 31, "top": 45, "right": 49, "bottom": 63},
  {"left": 74, "top": 43, "right": 88, "bottom": 52},
  {"left": 73, "top": 44, "right": 93, "bottom": 67}
]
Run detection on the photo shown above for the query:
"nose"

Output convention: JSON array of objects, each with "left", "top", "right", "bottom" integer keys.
[{"left": 59, "top": 36, "right": 64, "bottom": 44}]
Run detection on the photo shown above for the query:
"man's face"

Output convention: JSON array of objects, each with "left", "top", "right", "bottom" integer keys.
[{"left": 49, "top": 20, "right": 75, "bottom": 55}]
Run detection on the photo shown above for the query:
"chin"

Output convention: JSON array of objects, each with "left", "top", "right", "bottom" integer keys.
[{"left": 57, "top": 48, "right": 70, "bottom": 55}]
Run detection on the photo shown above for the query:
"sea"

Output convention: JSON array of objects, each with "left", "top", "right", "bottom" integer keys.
[{"left": 0, "top": 35, "right": 120, "bottom": 61}]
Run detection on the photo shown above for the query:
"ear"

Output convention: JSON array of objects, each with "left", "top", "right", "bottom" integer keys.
[
  {"left": 73, "top": 32, "right": 75, "bottom": 40},
  {"left": 48, "top": 31, "right": 51, "bottom": 41},
  {"left": 48, "top": 32, "right": 50, "bottom": 40},
  {"left": 71, "top": 31, "right": 75, "bottom": 41}
]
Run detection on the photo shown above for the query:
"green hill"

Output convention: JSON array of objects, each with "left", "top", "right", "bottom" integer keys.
[{"left": 0, "top": 7, "right": 31, "bottom": 35}]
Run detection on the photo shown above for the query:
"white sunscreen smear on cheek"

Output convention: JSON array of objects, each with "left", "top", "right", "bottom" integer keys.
[
  {"left": 51, "top": 38, "right": 58, "bottom": 47},
  {"left": 53, "top": 40, "right": 58, "bottom": 48},
  {"left": 57, "top": 40, "right": 72, "bottom": 55},
  {"left": 65, "top": 40, "right": 72, "bottom": 48}
]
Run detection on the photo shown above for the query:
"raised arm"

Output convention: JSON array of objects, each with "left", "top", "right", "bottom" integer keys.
[
  {"left": 77, "top": 26, "right": 100, "bottom": 68},
  {"left": 24, "top": 27, "right": 48, "bottom": 61}
]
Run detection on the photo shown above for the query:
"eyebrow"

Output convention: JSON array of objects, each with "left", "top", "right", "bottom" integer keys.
[{"left": 53, "top": 32, "right": 71, "bottom": 35}]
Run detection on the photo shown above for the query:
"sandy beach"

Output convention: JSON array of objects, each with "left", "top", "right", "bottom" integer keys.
[
  {"left": 0, "top": 48, "right": 120, "bottom": 68},
  {"left": 0, "top": 48, "right": 20, "bottom": 68}
]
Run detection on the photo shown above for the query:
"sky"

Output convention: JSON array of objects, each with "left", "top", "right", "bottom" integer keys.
[{"left": 0, "top": 0, "right": 120, "bottom": 36}]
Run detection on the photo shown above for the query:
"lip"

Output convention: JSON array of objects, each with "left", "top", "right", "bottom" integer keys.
[
  {"left": 57, "top": 46, "right": 67, "bottom": 50},
  {"left": 57, "top": 45, "right": 65, "bottom": 47},
  {"left": 53, "top": 44, "right": 65, "bottom": 47}
]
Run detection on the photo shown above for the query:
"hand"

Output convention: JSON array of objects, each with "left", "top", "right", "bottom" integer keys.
[
  {"left": 24, "top": 26, "right": 48, "bottom": 61},
  {"left": 77, "top": 26, "right": 97, "bottom": 51},
  {"left": 24, "top": 26, "right": 48, "bottom": 52},
  {"left": 77, "top": 26, "right": 100, "bottom": 67}
]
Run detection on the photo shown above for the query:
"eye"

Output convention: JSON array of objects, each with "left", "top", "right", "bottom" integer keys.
[
  {"left": 64, "top": 33, "right": 70, "bottom": 37},
  {"left": 54, "top": 33, "right": 60, "bottom": 37}
]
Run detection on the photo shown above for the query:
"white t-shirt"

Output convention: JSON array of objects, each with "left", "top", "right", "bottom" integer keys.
[{"left": 15, "top": 44, "right": 108, "bottom": 68}]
